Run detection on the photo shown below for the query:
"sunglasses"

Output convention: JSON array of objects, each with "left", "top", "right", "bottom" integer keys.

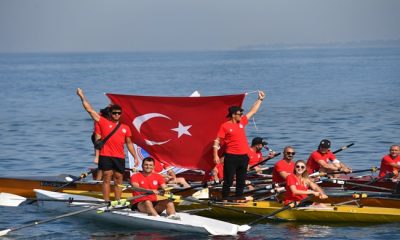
[
  {"left": 285, "top": 152, "right": 296, "bottom": 155},
  {"left": 296, "top": 165, "right": 305, "bottom": 169},
  {"left": 235, "top": 112, "right": 243, "bottom": 116},
  {"left": 111, "top": 112, "right": 122, "bottom": 115}
]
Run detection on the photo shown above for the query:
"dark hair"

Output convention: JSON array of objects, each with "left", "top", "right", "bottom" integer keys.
[
  {"left": 109, "top": 104, "right": 122, "bottom": 112},
  {"left": 226, "top": 106, "right": 244, "bottom": 118},
  {"left": 142, "top": 157, "right": 155, "bottom": 165},
  {"left": 99, "top": 106, "right": 111, "bottom": 119}
]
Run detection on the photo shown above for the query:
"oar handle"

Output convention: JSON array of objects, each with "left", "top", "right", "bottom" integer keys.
[{"left": 332, "top": 143, "right": 354, "bottom": 154}]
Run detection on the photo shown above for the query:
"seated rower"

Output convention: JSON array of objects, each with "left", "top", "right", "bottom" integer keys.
[
  {"left": 306, "top": 139, "right": 352, "bottom": 177},
  {"left": 284, "top": 160, "right": 328, "bottom": 205},
  {"left": 272, "top": 146, "right": 296, "bottom": 184},
  {"left": 248, "top": 137, "right": 276, "bottom": 174},
  {"left": 130, "top": 157, "right": 179, "bottom": 219},
  {"left": 154, "top": 158, "right": 191, "bottom": 188},
  {"left": 378, "top": 144, "right": 400, "bottom": 180}
]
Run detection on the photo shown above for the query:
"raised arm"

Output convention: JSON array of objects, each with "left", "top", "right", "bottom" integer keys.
[
  {"left": 76, "top": 88, "right": 100, "bottom": 122},
  {"left": 126, "top": 137, "right": 139, "bottom": 167},
  {"left": 246, "top": 90, "right": 265, "bottom": 119}
]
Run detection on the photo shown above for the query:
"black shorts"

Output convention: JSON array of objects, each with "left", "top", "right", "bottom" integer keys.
[
  {"left": 98, "top": 156, "right": 125, "bottom": 173},
  {"left": 131, "top": 200, "right": 162, "bottom": 211}
]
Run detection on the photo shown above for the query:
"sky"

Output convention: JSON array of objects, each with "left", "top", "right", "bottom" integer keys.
[{"left": 0, "top": 0, "right": 399, "bottom": 52}]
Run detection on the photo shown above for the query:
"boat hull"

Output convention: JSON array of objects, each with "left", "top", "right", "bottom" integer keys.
[{"left": 34, "top": 189, "right": 248, "bottom": 236}]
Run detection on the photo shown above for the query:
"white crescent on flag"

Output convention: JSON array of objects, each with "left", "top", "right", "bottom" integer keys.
[{"left": 133, "top": 113, "right": 172, "bottom": 146}]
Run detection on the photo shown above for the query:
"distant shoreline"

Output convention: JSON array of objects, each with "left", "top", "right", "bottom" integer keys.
[{"left": 238, "top": 39, "right": 400, "bottom": 51}]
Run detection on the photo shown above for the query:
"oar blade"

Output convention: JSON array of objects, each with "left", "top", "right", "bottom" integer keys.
[
  {"left": 0, "top": 193, "right": 27, "bottom": 207},
  {"left": 0, "top": 229, "right": 11, "bottom": 237},
  {"left": 238, "top": 224, "right": 251, "bottom": 232}
]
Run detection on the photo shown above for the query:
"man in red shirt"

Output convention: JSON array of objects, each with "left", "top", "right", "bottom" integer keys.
[
  {"left": 248, "top": 137, "right": 276, "bottom": 173},
  {"left": 130, "top": 157, "right": 177, "bottom": 218},
  {"left": 378, "top": 144, "right": 400, "bottom": 179},
  {"left": 306, "top": 139, "right": 351, "bottom": 175},
  {"left": 213, "top": 90, "right": 265, "bottom": 200},
  {"left": 272, "top": 146, "right": 296, "bottom": 184},
  {"left": 77, "top": 88, "right": 139, "bottom": 202}
]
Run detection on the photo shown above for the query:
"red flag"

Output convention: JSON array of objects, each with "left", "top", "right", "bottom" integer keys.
[{"left": 106, "top": 93, "right": 245, "bottom": 171}]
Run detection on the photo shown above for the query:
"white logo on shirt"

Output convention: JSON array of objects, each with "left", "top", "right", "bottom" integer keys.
[
  {"left": 140, "top": 181, "right": 144, "bottom": 184},
  {"left": 109, "top": 125, "right": 113, "bottom": 128},
  {"left": 153, "top": 180, "right": 158, "bottom": 185},
  {"left": 239, "top": 124, "right": 243, "bottom": 128},
  {"left": 229, "top": 129, "right": 233, "bottom": 132},
  {"left": 122, "top": 128, "right": 127, "bottom": 133}
]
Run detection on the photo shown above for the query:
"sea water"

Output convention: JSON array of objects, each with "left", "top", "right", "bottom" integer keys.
[{"left": 0, "top": 47, "right": 399, "bottom": 239}]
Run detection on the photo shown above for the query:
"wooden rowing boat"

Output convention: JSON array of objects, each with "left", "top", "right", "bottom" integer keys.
[
  {"left": 0, "top": 175, "right": 196, "bottom": 199},
  {"left": 33, "top": 189, "right": 250, "bottom": 235},
  {"left": 0, "top": 175, "right": 104, "bottom": 198},
  {"left": 176, "top": 199, "right": 400, "bottom": 223}
]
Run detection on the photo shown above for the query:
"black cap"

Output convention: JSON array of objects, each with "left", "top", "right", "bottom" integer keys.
[
  {"left": 226, "top": 106, "right": 244, "bottom": 118},
  {"left": 319, "top": 139, "right": 331, "bottom": 149},
  {"left": 252, "top": 137, "right": 268, "bottom": 146}
]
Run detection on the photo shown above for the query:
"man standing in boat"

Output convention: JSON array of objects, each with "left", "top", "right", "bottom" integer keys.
[
  {"left": 306, "top": 139, "right": 352, "bottom": 175},
  {"left": 130, "top": 157, "right": 178, "bottom": 219},
  {"left": 76, "top": 88, "right": 139, "bottom": 203},
  {"left": 213, "top": 90, "right": 265, "bottom": 201}
]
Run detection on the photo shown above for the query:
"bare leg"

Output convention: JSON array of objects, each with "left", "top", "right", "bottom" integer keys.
[
  {"left": 137, "top": 200, "right": 158, "bottom": 216},
  {"left": 113, "top": 171, "right": 123, "bottom": 200},
  {"left": 102, "top": 170, "right": 113, "bottom": 201},
  {"left": 154, "top": 199, "right": 176, "bottom": 215}
]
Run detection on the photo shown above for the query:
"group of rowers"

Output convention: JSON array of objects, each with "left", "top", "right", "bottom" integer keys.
[{"left": 77, "top": 88, "right": 400, "bottom": 218}]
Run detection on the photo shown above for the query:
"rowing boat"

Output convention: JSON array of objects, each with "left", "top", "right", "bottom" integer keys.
[
  {"left": 0, "top": 175, "right": 105, "bottom": 198},
  {"left": 33, "top": 189, "right": 250, "bottom": 236},
  {"left": 0, "top": 175, "right": 196, "bottom": 199},
  {"left": 176, "top": 199, "right": 400, "bottom": 223}
]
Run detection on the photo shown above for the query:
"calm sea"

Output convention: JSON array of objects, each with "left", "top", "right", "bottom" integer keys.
[{"left": 0, "top": 47, "right": 399, "bottom": 239}]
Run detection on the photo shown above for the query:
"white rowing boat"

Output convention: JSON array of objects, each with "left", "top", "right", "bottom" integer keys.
[{"left": 33, "top": 189, "right": 250, "bottom": 236}]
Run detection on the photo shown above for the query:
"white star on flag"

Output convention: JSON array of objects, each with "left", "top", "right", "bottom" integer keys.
[{"left": 171, "top": 122, "right": 192, "bottom": 138}]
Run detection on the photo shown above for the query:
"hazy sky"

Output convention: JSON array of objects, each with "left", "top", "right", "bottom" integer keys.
[{"left": 0, "top": 0, "right": 399, "bottom": 52}]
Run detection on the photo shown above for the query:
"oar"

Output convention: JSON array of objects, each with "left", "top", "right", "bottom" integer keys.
[
  {"left": 249, "top": 152, "right": 281, "bottom": 170},
  {"left": 53, "top": 168, "right": 97, "bottom": 192},
  {"left": 248, "top": 195, "right": 313, "bottom": 226},
  {"left": 347, "top": 172, "right": 394, "bottom": 191},
  {"left": 0, "top": 192, "right": 106, "bottom": 207},
  {"left": 0, "top": 192, "right": 150, "bottom": 237},
  {"left": 323, "top": 179, "right": 394, "bottom": 192},
  {"left": 320, "top": 167, "right": 380, "bottom": 176},
  {"left": 128, "top": 185, "right": 263, "bottom": 217},
  {"left": 0, "top": 203, "right": 107, "bottom": 236},
  {"left": 332, "top": 143, "right": 354, "bottom": 154}
]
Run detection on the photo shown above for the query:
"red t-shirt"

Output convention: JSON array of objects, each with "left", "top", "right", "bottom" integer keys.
[
  {"left": 217, "top": 116, "right": 249, "bottom": 155},
  {"left": 130, "top": 172, "right": 165, "bottom": 204},
  {"left": 272, "top": 159, "right": 295, "bottom": 183},
  {"left": 95, "top": 116, "right": 131, "bottom": 159},
  {"left": 284, "top": 174, "right": 308, "bottom": 204},
  {"left": 248, "top": 148, "right": 263, "bottom": 166},
  {"left": 306, "top": 150, "right": 336, "bottom": 173},
  {"left": 379, "top": 154, "right": 400, "bottom": 177}
]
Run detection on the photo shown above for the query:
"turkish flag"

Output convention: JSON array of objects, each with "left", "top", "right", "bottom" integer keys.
[{"left": 106, "top": 93, "right": 245, "bottom": 171}]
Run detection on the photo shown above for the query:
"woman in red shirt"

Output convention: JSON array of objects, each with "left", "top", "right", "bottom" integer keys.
[{"left": 284, "top": 160, "right": 327, "bottom": 205}]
